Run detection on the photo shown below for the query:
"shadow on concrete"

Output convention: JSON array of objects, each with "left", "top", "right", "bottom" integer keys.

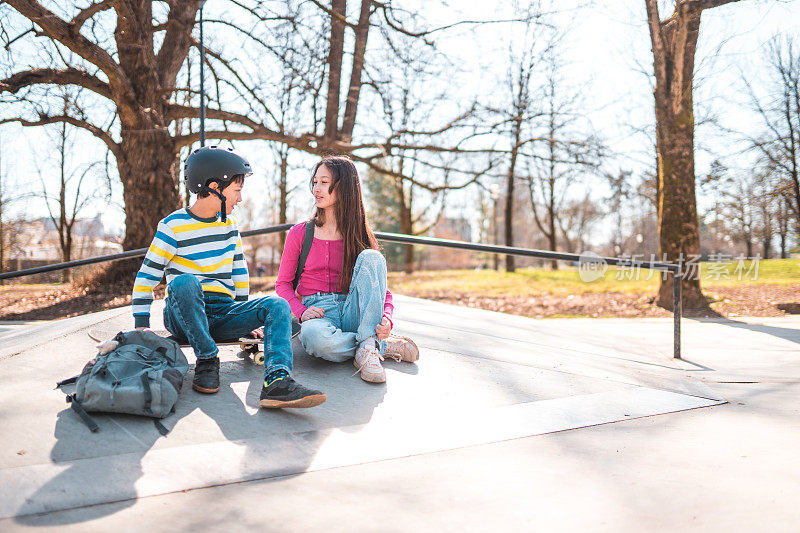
[
  {"left": 14, "top": 353, "right": 386, "bottom": 527},
  {"left": 695, "top": 318, "right": 800, "bottom": 347}
]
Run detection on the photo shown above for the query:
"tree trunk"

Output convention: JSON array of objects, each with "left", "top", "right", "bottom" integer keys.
[
  {"left": 62, "top": 238, "right": 72, "bottom": 283},
  {"left": 119, "top": 130, "right": 180, "bottom": 252},
  {"left": 401, "top": 212, "right": 414, "bottom": 274},
  {"left": 279, "top": 146, "right": 288, "bottom": 251},
  {"left": 548, "top": 155, "right": 558, "bottom": 271},
  {"left": 340, "top": 0, "right": 372, "bottom": 143},
  {"left": 548, "top": 222, "right": 558, "bottom": 271},
  {"left": 505, "top": 118, "right": 521, "bottom": 273},
  {"left": 0, "top": 208, "right": 5, "bottom": 281},
  {"left": 115, "top": 3, "right": 181, "bottom": 252},
  {"left": 324, "top": 0, "right": 346, "bottom": 144},
  {"left": 400, "top": 185, "right": 414, "bottom": 274},
  {"left": 646, "top": 0, "right": 718, "bottom": 310}
]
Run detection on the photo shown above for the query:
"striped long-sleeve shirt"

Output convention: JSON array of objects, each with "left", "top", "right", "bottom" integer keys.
[{"left": 132, "top": 208, "right": 249, "bottom": 328}]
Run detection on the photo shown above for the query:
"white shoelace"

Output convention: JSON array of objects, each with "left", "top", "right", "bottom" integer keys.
[
  {"left": 353, "top": 347, "right": 385, "bottom": 376},
  {"left": 384, "top": 352, "right": 402, "bottom": 363}
]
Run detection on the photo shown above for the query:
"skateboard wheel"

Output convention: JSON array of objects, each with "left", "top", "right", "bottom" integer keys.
[
  {"left": 239, "top": 342, "right": 250, "bottom": 351},
  {"left": 253, "top": 351, "right": 265, "bottom": 365}
]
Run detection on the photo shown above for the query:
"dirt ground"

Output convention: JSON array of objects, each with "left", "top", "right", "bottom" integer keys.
[
  {"left": 0, "top": 279, "right": 797, "bottom": 321},
  {"left": 411, "top": 284, "right": 800, "bottom": 319}
]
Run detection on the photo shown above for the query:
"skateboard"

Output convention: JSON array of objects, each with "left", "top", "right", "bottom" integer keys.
[{"left": 88, "top": 323, "right": 301, "bottom": 366}]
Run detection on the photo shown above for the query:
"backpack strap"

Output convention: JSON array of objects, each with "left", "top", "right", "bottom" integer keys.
[
  {"left": 153, "top": 419, "right": 170, "bottom": 436},
  {"left": 55, "top": 375, "right": 80, "bottom": 389},
  {"left": 67, "top": 394, "right": 99, "bottom": 433},
  {"left": 292, "top": 220, "right": 315, "bottom": 291}
]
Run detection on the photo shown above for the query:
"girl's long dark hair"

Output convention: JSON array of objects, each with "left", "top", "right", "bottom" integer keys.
[{"left": 310, "top": 156, "right": 379, "bottom": 292}]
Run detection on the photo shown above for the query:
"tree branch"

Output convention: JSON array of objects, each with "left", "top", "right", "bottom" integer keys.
[
  {"left": 6, "top": 0, "right": 132, "bottom": 98},
  {"left": 156, "top": 1, "right": 201, "bottom": 91},
  {"left": 684, "top": 0, "right": 741, "bottom": 12},
  {"left": 173, "top": 128, "right": 312, "bottom": 151},
  {"left": 167, "top": 103, "right": 262, "bottom": 130},
  {"left": 644, "top": 0, "right": 667, "bottom": 93},
  {"left": 307, "top": 0, "right": 357, "bottom": 28},
  {"left": 0, "top": 114, "right": 121, "bottom": 159},
  {"left": 0, "top": 68, "right": 113, "bottom": 100},
  {"left": 71, "top": 1, "right": 115, "bottom": 32}
]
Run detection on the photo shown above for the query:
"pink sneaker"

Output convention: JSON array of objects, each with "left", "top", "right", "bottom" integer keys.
[
  {"left": 353, "top": 345, "right": 386, "bottom": 383},
  {"left": 384, "top": 335, "right": 419, "bottom": 362}
]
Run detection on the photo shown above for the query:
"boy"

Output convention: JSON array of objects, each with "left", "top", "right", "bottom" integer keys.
[{"left": 131, "top": 145, "right": 325, "bottom": 408}]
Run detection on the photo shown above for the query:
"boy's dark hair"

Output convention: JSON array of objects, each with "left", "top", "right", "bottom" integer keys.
[{"left": 196, "top": 174, "right": 246, "bottom": 198}]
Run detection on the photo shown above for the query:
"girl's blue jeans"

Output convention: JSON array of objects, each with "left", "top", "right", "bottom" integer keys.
[
  {"left": 163, "top": 274, "right": 293, "bottom": 379},
  {"left": 298, "top": 249, "right": 388, "bottom": 362}
]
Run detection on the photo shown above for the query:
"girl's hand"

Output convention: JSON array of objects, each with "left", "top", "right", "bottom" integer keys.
[
  {"left": 250, "top": 327, "right": 264, "bottom": 339},
  {"left": 375, "top": 316, "right": 391, "bottom": 340},
  {"left": 301, "top": 306, "right": 325, "bottom": 322}
]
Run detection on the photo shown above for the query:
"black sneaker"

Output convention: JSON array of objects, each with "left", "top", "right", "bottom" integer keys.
[
  {"left": 192, "top": 356, "right": 220, "bottom": 394},
  {"left": 259, "top": 375, "right": 326, "bottom": 408}
]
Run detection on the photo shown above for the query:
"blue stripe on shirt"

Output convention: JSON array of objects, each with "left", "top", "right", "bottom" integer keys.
[{"left": 182, "top": 243, "right": 237, "bottom": 261}]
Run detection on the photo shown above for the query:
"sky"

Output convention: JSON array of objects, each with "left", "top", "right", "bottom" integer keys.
[{"left": 1, "top": 0, "right": 798, "bottom": 240}]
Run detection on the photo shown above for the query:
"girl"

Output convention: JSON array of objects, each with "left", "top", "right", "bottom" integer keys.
[{"left": 275, "top": 156, "right": 418, "bottom": 383}]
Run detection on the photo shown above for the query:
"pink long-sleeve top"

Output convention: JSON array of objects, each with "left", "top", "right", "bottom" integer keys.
[{"left": 275, "top": 222, "right": 394, "bottom": 324}]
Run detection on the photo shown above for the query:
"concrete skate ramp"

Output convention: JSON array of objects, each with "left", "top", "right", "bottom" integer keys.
[{"left": 0, "top": 295, "right": 723, "bottom": 520}]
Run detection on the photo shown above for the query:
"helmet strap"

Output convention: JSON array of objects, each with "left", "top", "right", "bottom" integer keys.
[{"left": 202, "top": 185, "right": 227, "bottom": 222}]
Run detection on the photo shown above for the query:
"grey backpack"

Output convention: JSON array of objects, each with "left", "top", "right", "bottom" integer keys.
[{"left": 59, "top": 330, "right": 189, "bottom": 434}]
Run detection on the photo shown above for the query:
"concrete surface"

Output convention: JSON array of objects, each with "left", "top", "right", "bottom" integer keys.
[{"left": 0, "top": 294, "right": 798, "bottom": 531}]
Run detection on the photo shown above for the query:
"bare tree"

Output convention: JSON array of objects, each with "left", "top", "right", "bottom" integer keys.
[
  {"left": 644, "top": 0, "right": 741, "bottom": 308},
  {"left": 1, "top": 0, "right": 500, "bottom": 287},
  {"left": 604, "top": 169, "right": 634, "bottom": 255},
  {"left": 489, "top": 3, "right": 555, "bottom": 273},
  {"left": 367, "top": 20, "right": 491, "bottom": 273},
  {"left": 744, "top": 35, "right": 800, "bottom": 234},
  {"left": 558, "top": 193, "right": 603, "bottom": 254},
  {"left": 524, "top": 49, "right": 603, "bottom": 270},
  {"left": 34, "top": 93, "right": 105, "bottom": 282},
  {"left": 775, "top": 194, "right": 793, "bottom": 258},
  {"left": 0, "top": 132, "right": 25, "bottom": 279}
]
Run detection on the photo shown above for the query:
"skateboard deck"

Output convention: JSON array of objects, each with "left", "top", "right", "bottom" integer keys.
[{"left": 88, "top": 328, "right": 274, "bottom": 365}]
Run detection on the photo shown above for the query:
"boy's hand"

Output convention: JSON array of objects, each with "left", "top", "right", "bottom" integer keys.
[
  {"left": 250, "top": 327, "right": 264, "bottom": 339},
  {"left": 301, "top": 306, "right": 325, "bottom": 322},
  {"left": 375, "top": 316, "right": 391, "bottom": 340}
]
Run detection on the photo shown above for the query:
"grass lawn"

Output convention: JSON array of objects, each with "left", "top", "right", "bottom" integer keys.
[
  {"left": 387, "top": 259, "right": 800, "bottom": 296},
  {"left": 387, "top": 259, "right": 800, "bottom": 318}
]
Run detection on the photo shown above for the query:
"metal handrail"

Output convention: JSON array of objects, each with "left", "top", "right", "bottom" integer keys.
[{"left": 0, "top": 222, "right": 683, "bottom": 358}]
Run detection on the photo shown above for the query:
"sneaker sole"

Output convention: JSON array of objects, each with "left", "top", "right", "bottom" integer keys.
[
  {"left": 386, "top": 335, "right": 419, "bottom": 362},
  {"left": 192, "top": 383, "right": 220, "bottom": 394},
  {"left": 259, "top": 394, "right": 327, "bottom": 408}
]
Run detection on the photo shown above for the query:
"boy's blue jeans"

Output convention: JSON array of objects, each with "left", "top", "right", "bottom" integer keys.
[
  {"left": 298, "top": 249, "right": 387, "bottom": 362},
  {"left": 163, "top": 274, "right": 293, "bottom": 379}
]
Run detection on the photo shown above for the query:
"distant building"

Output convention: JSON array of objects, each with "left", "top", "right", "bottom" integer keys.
[
  {"left": 418, "top": 216, "right": 477, "bottom": 270},
  {"left": 9, "top": 215, "right": 122, "bottom": 270}
]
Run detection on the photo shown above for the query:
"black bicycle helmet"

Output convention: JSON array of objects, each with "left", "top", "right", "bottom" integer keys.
[{"left": 183, "top": 145, "right": 252, "bottom": 221}]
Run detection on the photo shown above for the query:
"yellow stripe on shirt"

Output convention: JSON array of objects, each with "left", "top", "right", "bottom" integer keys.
[
  {"left": 132, "top": 284, "right": 154, "bottom": 294},
  {"left": 201, "top": 284, "right": 233, "bottom": 297},
  {"left": 148, "top": 244, "right": 174, "bottom": 261},
  {"left": 170, "top": 255, "right": 234, "bottom": 273},
  {"left": 171, "top": 220, "right": 234, "bottom": 234}
]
